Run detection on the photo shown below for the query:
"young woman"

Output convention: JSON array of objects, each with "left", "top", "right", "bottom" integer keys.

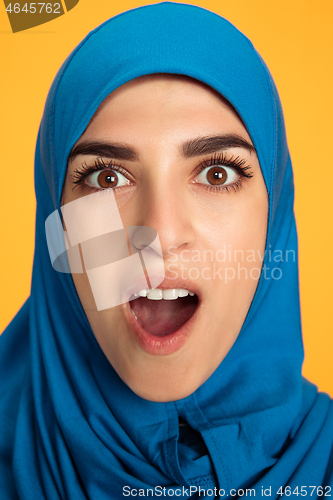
[{"left": 1, "top": 3, "right": 332, "bottom": 498}]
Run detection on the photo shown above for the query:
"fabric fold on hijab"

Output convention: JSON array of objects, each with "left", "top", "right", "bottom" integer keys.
[{"left": 1, "top": 2, "right": 332, "bottom": 498}]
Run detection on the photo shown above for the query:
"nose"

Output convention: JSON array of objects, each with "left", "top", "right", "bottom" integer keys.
[
  {"left": 132, "top": 182, "right": 196, "bottom": 259},
  {"left": 131, "top": 226, "right": 157, "bottom": 251}
]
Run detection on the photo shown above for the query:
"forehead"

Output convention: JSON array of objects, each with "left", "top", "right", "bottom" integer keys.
[{"left": 79, "top": 74, "right": 252, "bottom": 146}]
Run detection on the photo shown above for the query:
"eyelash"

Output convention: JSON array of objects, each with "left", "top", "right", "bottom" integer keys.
[
  {"left": 71, "top": 153, "right": 253, "bottom": 193},
  {"left": 195, "top": 152, "right": 253, "bottom": 193},
  {"left": 72, "top": 158, "right": 128, "bottom": 191}
]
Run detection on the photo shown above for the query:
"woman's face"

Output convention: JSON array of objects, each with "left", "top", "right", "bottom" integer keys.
[{"left": 62, "top": 75, "right": 268, "bottom": 402}]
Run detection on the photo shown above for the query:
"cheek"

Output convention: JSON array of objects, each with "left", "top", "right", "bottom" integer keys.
[
  {"left": 195, "top": 191, "right": 268, "bottom": 257},
  {"left": 71, "top": 272, "right": 96, "bottom": 313},
  {"left": 72, "top": 271, "right": 125, "bottom": 357},
  {"left": 192, "top": 186, "right": 268, "bottom": 318},
  {"left": 193, "top": 193, "right": 268, "bottom": 357}
]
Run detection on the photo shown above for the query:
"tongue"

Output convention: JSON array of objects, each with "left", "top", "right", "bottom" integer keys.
[{"left": 131, "top": 296, "right": 198, "bottom": 337}]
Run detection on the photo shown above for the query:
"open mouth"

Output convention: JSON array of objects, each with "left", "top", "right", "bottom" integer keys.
[{"left": 129, "top": 288, "right": 199, "bottom": 337}]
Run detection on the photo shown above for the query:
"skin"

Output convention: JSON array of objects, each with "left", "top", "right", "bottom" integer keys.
[{"left": 62, "top": 75, "right": 268, "bottom": 402}]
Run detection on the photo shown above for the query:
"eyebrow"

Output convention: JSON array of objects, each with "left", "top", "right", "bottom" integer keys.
[
  {"left": 68, "top": 141, "right": 139, "bottom": 162},
  {"left": 182, "top": 134, "right": 256, "bottom": 157},
  {"left": 68, "top": 134, "right": 256, "bottom": 163}
]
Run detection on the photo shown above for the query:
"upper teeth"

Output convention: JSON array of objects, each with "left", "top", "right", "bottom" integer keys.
[{"left": 134, "top": 288, "right": 195, "bottom": 300}]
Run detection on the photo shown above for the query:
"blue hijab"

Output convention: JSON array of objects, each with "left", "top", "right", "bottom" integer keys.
[{"left": 1, "top": 3, "right": 333, "bottom": 498}]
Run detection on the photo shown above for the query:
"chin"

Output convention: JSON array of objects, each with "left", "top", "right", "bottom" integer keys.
[{"left": 120, "top": 362, "right": 212, "bottom": 403}]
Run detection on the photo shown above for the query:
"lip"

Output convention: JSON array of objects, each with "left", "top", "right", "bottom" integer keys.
[{"left": 122, "top": 277, "right": 201, "bottom": 355}]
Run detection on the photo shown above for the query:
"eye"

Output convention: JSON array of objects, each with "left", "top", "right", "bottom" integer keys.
[
  {"left": 196, "top": 165, "right": 238, "bottom": 186},
  {"left": 86, "top": 168, "right": 130, "bottom": 189}
]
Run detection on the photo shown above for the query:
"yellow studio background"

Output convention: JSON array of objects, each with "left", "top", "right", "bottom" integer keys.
[{"left": 0, "top": 1, "right": 332, "bottom": 393}]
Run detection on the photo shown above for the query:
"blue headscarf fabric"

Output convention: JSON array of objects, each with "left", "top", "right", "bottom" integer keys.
[{"left": 1, "top": 2, "right": 333, "bottom": 498}]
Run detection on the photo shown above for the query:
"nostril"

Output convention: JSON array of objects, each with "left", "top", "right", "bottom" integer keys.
[
  {"left": 133, "top": 235, "right": 147, "bottom": 250},
  {"left": 128, "top": 226, "right": 158, "bottom": 251}
]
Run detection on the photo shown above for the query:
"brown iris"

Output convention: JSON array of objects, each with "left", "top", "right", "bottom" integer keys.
[
  {"left": 97, "top": 169, "right": 118, "bottom": 188},
  {"left": 206, "top": 166, "right": 228, "bottom": 185}
]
